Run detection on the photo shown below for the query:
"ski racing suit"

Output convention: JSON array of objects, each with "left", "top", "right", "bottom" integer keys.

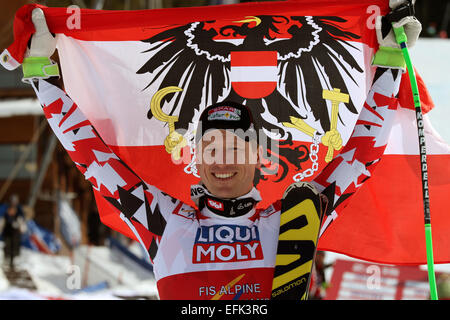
[{"left": 30, "top": 67, "right": 402, "bottom": 299}]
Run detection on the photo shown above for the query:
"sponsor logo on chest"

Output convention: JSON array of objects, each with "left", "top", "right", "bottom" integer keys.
[
  {"left": 207, "top": 198, "right": 224, "bottom": 211},
  {"left": 193, "top": 225, "right": 263, "bottom": 264}
]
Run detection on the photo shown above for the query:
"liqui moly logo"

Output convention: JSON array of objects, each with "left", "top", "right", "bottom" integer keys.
[{"left": 193, "top": 225, "right": 263, "bottom": 264}]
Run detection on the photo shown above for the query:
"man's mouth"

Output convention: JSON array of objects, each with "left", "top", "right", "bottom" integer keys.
[{"left": 212, "top": 172, "right": 237, "bottom": 180}]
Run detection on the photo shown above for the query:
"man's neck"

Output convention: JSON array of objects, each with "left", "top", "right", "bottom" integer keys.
[{"left": 190, "top": 184, "right": 261, "bottom": 218}]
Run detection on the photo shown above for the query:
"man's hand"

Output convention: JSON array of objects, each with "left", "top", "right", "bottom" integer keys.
[
  {"left": 389, "top": 0, "right": 413, "bottom": 10},
  {"left": 372, "top": 0, "right": 422, "bottom": 70},
  {"left": 22, "top": 8, "right": 59, "bottom": 82},
  {"left": 375, "top": 2, "right": 421, "bottom": 49},
  {"left": 28, "top": 8, "right": 56, "bottom": 57}
]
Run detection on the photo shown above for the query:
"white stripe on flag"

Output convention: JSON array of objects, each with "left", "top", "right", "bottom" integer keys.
[
  {"left": 384, "top": 108, "right": 450, "bottom": 155},
  {"left": 230, "top": 66, "right": 277, "bottom": 82}
]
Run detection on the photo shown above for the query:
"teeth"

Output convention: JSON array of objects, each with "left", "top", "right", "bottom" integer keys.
[{"left": 214, "top": 173, "right": 235, "bottom": 179}]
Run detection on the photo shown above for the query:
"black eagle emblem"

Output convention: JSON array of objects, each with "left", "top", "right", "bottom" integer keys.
[{"left": 137, "top": 15, "right": 363, "bottom": 184}]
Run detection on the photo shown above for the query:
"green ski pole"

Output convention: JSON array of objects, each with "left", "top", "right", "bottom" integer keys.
[{"left": 392, "top": 25, "right": 438, "bottom": 301}]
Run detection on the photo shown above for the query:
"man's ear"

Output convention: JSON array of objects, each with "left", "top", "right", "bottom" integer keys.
[
  {"left": 256, "top": 144, "right": 264, "bottom": 169},
  {"left": 195, "top": 153, "right": 203, "bottom": 172},
  {"left": 195, "top": 142, "right": 202, "bottom": 166}
]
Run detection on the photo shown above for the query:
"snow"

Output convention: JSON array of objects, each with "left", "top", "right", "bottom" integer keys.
[
  {"left": 410, "top": 39, "right": 450, "bottom": 144},
  {"left": 0, "top": 241, "right": 158, "bottom": 300},
  {"left": 0, "top": 98, "right": 43, "bottom": 118}
]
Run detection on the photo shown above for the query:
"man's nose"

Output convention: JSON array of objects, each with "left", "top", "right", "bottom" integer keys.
[
  {"left": 212, "top": 163, "right": 236, "bottom": 171},
  {"left": 212, "top": 145, "right": 233, "bottom": 165}
]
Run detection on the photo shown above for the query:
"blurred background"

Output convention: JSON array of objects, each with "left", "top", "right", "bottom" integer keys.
[{"left": 0, "top": 0, "right": 449, "bottom": 300}]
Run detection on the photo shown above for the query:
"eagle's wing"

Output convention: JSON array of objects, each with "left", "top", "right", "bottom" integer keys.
[
  {"left": 269, "top": 16, "right": 363, "bottom": 132},
  {"left": 137, "top": 22, "right": 237, "bottom": 129}
]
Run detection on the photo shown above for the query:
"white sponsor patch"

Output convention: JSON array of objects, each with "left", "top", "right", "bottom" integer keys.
[{"left": 208, "top": 106, "right": 241, "bottom": 121}]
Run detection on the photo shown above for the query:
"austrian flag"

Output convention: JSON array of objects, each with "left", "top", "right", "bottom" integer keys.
[{"left": 2, "top": 0, "right": 450, "bottom": 268}]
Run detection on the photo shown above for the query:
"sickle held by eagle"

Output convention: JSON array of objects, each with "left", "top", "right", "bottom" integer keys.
[
  {"left": 150, "top": 86, "right": 183, "bottom": 132},
  {"left": 150, "top": 86, "right": 186, "bottom": 161}
]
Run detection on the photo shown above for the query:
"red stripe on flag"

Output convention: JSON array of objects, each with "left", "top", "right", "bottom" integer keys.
[
  {"left": 231, "top": 81, "right": 277, "bottom": 99},
  {"left": 34, "top": 2, "right": 389, "bottom": 41},
  {"left": 230, "top": 51, "right": 278, "bottom": 67},
  {"left": 5, "top": 1, "right": 388, "bottom": 65},
  {"left": 318, "top": 153, "right": 450, "bottom": 265}
]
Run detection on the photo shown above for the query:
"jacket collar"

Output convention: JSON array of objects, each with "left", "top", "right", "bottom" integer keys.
[{"left": 190, "top": 184, "right": 262, "bottom": 218}]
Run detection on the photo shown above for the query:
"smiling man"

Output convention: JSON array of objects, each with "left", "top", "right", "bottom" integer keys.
[
  {"left": 194, "top": 101, "right": 262, "bottom": 200},
  {"left": 190, "top": 101, "right": 271, "bottom": 220}
]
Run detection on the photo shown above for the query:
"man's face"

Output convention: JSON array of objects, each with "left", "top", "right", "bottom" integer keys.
[{"left": 196, "top": 129, "right": 261, "bottom": 199}]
